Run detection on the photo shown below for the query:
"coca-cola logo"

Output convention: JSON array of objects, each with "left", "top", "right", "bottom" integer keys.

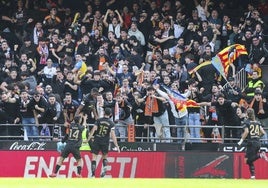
[{"left": 9, "top": 142, "right": 46, "bottom": 150}]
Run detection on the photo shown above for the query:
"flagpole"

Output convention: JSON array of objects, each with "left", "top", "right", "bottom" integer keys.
[
  {"left": 211, "top": 44, "right": 248, "bottom": 94},
  {"left": 226, "top": 49, "right": 236, "bottom": 93},
  {"left": 221, "top": 76, "right": 235, "bottom": 92}
]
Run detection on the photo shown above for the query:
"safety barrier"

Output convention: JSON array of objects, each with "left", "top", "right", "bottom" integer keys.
[
  {"left": 222, "top": 68, "right": 247, "bottom": 91},
  {"left": 0, "top": 123, "right": 267, "bottom": 145}
]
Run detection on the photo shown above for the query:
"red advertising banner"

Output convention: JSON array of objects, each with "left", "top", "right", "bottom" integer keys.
[
  {"left": 169, "top": 152, "right": 268, "bottom": 179},
  {"left": 233, "top": 152, "right": 268, "bottom": 179},
  {"left": 165, "top": 152, "right": 234, "bottom": 178},
  {"left": 1, "top": 151, "right": 268, "bottom": 178},
  {"left": 0, "top": 151, "right": 166, "bottom": 178}
]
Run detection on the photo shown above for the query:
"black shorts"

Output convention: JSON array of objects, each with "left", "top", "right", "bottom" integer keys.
[
  {"left": 246, "top": 140, "right": 261, "bottom": 159},
  {"left": 91, "top": 139, "right": 109, "bottom": 155},
  {"left": 61, "top": 144, "right": 81, "bottom": 160}
]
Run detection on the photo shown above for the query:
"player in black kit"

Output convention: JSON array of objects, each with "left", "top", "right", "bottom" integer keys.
[
  {"left": 88, "top": 107, "right": 120, "bottom": 178},
  {"left": 238, "top": 108, "right": 268, "bottom": 179},
  {"left": 49, "top": 116, "right": 84, "bottom": 178}
]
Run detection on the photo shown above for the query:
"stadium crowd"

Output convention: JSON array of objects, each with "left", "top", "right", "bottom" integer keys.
[{"left": 0, "top": 0, "right": 268, "bottom": 143}]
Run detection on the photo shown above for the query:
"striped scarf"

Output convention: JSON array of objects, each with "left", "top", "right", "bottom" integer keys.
[
  {"left": 144, "top": 97, "right": 159, "bottom": 116},
  {"left": 249, "top": 98, "right": 263, "bottom": 114}
]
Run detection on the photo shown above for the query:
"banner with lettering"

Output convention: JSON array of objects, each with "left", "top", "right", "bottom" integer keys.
[
  {"left": 1, "top": 151, "right": 268, "bottom": 178},
  {"left": 0, "top": 151, "right": 165, "bottom": 178},
  {"left": 0, "top": 141, "right": 55, "bottom": 150}
]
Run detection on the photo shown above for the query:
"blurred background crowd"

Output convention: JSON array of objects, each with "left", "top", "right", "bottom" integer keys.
[{"left": 0, "top": 0, "right": 268, "bottom": 143}]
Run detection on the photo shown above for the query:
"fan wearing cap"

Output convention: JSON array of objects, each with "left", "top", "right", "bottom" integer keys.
[
  {"left": 223, "top": 77, "right": 242, "bottom": 103},
  {"left": 138, "top": 9, "right": 151, "bottom": 44}
]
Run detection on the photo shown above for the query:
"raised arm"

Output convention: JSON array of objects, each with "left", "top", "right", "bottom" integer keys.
[
  {"left": 105, "top": 63, "right": 116, "bottom": 76},
  {"left": 198, "top": 101, "right": 211, "bottom": 106},
  {"left": 103, "top": 9, "right": 110, "bottom": 28},
  {"left": 115, "top": 10, "right": 123, "bottom": 27}
]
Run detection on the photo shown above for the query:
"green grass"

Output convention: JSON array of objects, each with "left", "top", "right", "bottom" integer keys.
[{"left": 0, "top": 178, "right": 267, "bottom": 188}]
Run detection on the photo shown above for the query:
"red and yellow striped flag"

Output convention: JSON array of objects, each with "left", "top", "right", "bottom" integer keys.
[{"left": 216, "top": 44, "right": 248, "bottom": 76}]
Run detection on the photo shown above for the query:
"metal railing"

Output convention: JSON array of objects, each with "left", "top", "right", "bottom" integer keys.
[
  {"left": 222, "top": 68, "right": 247, "bottom": 91},
  {"left": 0, "top": 123, "right": 267, "bottom": 144}
]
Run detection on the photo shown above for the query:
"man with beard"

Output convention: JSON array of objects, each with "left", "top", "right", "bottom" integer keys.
[
  {"left": 199, "top": 93, "right": 240, "bottom": 142},
  {"left": 43, "top": 94, "right": 64, "bottom": 140}
]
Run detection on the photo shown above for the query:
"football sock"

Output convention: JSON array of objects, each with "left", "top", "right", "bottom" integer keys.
[
  {"left": 55, "top": 165, "right": 61, "bottom": 174},
  {"left": 77, "top": 166, "right": 82, "bottom": 175},
  {"left": 103, "top": 159, "right": 108, "bottom": 167},
  {"left": 91, "top": 161, "right": 96, "bottom": 176},
  {"left": 248, "top": 163, "right": 255, "bottom": 177}
]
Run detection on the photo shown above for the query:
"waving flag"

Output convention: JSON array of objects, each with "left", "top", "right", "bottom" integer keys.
[
  {"left": 169, "top": 96, "right": 199, "bottom": 112},
  {"left": 160, "top": 84, "right": 199, "bottom": 113},
  {"left": 188, "top": 61, "right": 211, "bottom": 75},
  {"left": 186, "top": 99, "right": 199, "bottom": 107},
  {"left": 160, "top": 84, "right": 187, "bottom": 112},
  {"left": 169, "top": 95, "right": 187, "bottom": 112},
  {"left": 211, "top": 55, "right": 225, "bottom": 78},
  {"left": 160, "top": 84, "right": 186, "bottom": 100},
  {"left": 214, "top": 44, "right": 248, "bottom": 77}
]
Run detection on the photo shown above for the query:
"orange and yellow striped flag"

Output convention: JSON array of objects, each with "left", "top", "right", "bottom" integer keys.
[{"left": 217, "top": 44, "right": 248, "bottom": 76}]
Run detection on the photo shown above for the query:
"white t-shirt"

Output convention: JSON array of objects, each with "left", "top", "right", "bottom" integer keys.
[
  {"left": 196, "top": 5, "right": 207, "bottom": 21},
  {"left": 43, "top": 66, "right": 57, "bottom": 78}
]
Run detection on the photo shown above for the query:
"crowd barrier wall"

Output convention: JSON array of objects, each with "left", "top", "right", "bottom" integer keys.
[{"left": 1, "top": 141, "right": 268, "bottom": 179}]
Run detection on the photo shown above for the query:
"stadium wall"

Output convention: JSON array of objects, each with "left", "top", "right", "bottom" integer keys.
[{"left": 1, "top": 141, "right": 268, "bottom": 179}]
